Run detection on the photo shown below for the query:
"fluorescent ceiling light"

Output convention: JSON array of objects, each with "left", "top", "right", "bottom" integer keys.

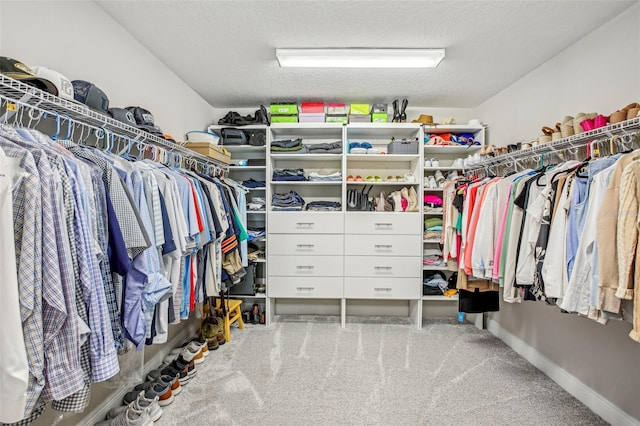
[{"left": 276, "top": 48, "right": 445, "bottom": 68}]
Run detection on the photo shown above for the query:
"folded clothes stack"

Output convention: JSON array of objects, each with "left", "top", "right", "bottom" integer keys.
[
  {"left": 423, "top": 248, "right": 446, "bottom": 266},
  {"left": 308, "top": 169, "right": 341, "bottom": 181},
  {"left": 247, "top": 197, "right": 266, "bottom": 211},
  {"left": 242, "top": 178, "right": 266, "bottom": 188},
  {"left": 306, "top": 141, "right": 342, "bottom": 154},
  {"left": 271, "top": 138, "right": 307, "bottom": 153},
  {"left": 305, "top": 201, "right": 342, "bottom": 211},
  {"left": 272, "top": 191, "right": 305, "bottom": 211},
  {"left": 247, "top": 227, "right": 266, "bottom": 241},
  {"left": 272, "top": 168, "right": 307, "bottom": 181}
]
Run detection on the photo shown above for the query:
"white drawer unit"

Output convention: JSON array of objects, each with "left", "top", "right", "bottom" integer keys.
[
  {"left": 345, "top": 256, "right": 421, "bottom": 278},
  {"left": 268, "top": 255, "right": 344, "bottom": 277},
  {"left": 344, "top": 234, "right": 421, "bottom": 257},
  {"left": 268, "top": 277, "right": 343, "bottom": 298},
  {"left": 345, "top": 213, "right": 421, "bottom": 235},
  {"left": 268, "top": 212, "right": 344, "bottom": 234},
  {"left": 268, "top": 234, "right": 344, "bottom": 256},
  {"left": 344, "top": 278, "right": 421, "bottom": 299}
]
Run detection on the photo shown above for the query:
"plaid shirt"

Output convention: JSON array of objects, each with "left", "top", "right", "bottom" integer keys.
[
  {"left": 8, "top": 129, "right": 86, "bottom": 403},
  {"left": 0, "top": 134, "right": 44, "bottom": 419},
  {"left": 57, "top": 142, "right": 150, "bottom": 259},
  {"left": 117, "top": 165, "right": 172, "bottom": 346},
  {"left": 49, "top": 157, "right": 91, "bottom": 413},
  {"left": 62, "top": 157, "right": 119, "bottom": 382}
]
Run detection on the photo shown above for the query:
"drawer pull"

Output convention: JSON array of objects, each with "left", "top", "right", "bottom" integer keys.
[
  {"left": 296, "top": 222, "right": 315, "bottom": 227},
  {"left": 374, "top": 222, "right": 392, "bottom": 227},
  {"left": 296, "top": 265, "right": 315, "bottom": 269},
  {"left": 374, "top": 287, "right": 392, "bottom": 292},
  {"left": 296, "top": 244, "right": 315, "bottom": 248},
  {"left": 374, "top": 244, "right": 392, "bottom": 249},
  {"left": 296, "top": 287, "right": 315, "bottom": 291},
  {"left": 374, "top": 266, "right": 392, "bottom": 270}
]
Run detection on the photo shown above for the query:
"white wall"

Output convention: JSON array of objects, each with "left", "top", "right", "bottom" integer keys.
[
  {"left": 476, "top": 3, "right": 640, "bottom": 147},
  {"left": 0, "top": 0, "right": 215, "bottom": 139},
  {"left": 475, "top": 4, "right": 640, "bottom": 422}
]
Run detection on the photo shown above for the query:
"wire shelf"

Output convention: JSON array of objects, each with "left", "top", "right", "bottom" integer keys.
[
  {"left": 467, "top": 117, "right": 640, "bottom": 172},
  {"left": 0, "top": 74, "right": 228, "bottom": 169}
]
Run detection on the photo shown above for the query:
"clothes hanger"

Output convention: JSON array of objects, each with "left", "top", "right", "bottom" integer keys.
[{"left": 44, "top": 110, "right": 62, "bottom": 140}]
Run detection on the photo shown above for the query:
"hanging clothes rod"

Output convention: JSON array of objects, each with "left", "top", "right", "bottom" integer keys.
[
  {"left": 0, "top": 93, "right": 227, "bottom": 176},
  {"left": 467, "top": 117, "right": 640, "bottom": 173},
  {"left": 0, "top": 74, "right": 228, "bottom": 170}
]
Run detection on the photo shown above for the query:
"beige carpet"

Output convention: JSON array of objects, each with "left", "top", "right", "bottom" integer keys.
[{"left": 150, "top": 317, "right": 605, "bottom": 426}]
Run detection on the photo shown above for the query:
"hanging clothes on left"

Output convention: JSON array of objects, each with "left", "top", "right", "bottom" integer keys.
[{"left": 0, "top": 124, "right": 244, "bottom": 425}]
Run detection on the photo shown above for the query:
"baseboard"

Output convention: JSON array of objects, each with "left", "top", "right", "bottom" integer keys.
[
  {"left": 79, "top": 322, "right": 199, "bottom": 426},
  {"left": 486, "top": 318, "right": 639, "bottom": 426}
]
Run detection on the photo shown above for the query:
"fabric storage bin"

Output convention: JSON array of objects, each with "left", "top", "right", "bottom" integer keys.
[
  {"left": 271, "top": 114, "right": 299, "bottom": 123},
  {"left": 327, "top": 103, "right": 347, "bottom": 114},
  {"left": 387, "top": 139, "right": 418, "bottom": 154},
  {"left": 326, "top": 114, "right": 348, "bottom": 123},
  {"left": 349, "top": 114, "right": 371, "bottom": 123},
  {"left": 270, "top": 103, "right": 298, "bottom": 115},
  {"left": 301, "top": 102, "right": 324, "bottom": 113},
  {"left": 299, "top": 112, "right": 326, "bottom": 123},
  {"left": 372, "top": 113, "right": 388, "bottom": 123},
  {"left": 350, "top": 104, "right": 370, "bottom": 115}
]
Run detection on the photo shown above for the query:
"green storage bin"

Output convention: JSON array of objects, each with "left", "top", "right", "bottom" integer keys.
[
  {"left": 271, "top": 114, "right": 299, "bottom": 123},
  {"left": 325, "top": 115, "right": 348, "bottom": 123},
  {"left": 270, "top": 103, "right": 298, "bottom": 115},
  {"left": 372, "top": 113, "right": 388, "bottom": 123},
  {"left": 350, "top": 103, "right": 370, "bottom": 115}
]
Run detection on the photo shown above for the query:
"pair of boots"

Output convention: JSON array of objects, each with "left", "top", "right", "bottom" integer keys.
[
  {"left": 392, "top": 99, "right": 408, "bottom": 123},
  {"left": 244, "top": 304, "right": 265, "bottom": 325}
]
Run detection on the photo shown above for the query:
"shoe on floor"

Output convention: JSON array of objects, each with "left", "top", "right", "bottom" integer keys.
[
  {"left": 108, "top": 391, "right": 163, "bottom": 423},
  {"left": 96, "top": 406, "right": 151, "bottom": 425}
]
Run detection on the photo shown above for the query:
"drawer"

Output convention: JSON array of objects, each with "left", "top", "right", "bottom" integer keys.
[
  {"left": 268, "top": 234, "right": 343, "bottom": 256},
  {"left": 268, "top": 277, "right": 343, "bottom": 298},
  {"left": 344, "top": 234, "right": 421, "bottom": 257},
  {"left": 345, "top": 256, "right": 421, "bottom": 278},
  {"left": 344, "top": 277, "right": 420, "bottom": 299},
  {"left": 345, "top": 213, "right": 421, "bottom": 235},
  {"left": 268, "top": 212, "right": 343, "bottom": 234},
  {"left": 268, "top": 255, "right": 343, "bottom": 277}
]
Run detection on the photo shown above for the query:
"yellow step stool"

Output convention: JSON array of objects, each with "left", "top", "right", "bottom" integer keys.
[{"left": 215, "top": 298, "right": 244, "bottom": 342}]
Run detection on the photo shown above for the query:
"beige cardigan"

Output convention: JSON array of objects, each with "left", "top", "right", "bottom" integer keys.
[
  {"left": 596, "top": 152, "right": 640, "bottom": 314},
  {"left": 616, "top": 159, "right": 640, "bottom": 342}
]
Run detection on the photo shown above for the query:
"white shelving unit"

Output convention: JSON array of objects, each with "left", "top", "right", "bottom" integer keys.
[
  {"left": 245, "top": 122, "right": 488, "bottom": 329},
  {"left": 209, "top": 125, "right": 270, "bottom": 324},
  {"left": 421, "top": 124, "right": 485, "bottom": 323}
]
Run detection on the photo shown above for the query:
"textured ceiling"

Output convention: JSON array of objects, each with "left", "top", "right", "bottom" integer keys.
[{"left": 96, "top": 0, "right": 635, "bottom": 108}]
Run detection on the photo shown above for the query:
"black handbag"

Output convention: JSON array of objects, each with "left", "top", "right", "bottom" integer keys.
[{"left": 246, "top": 129, "right": 266, "bottom": 146}]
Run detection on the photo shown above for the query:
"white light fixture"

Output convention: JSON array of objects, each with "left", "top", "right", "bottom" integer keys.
[{"left": 276, "top": 48, "right": 445, "bottom": 68}]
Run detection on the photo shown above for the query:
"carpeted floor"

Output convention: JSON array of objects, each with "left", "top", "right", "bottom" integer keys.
[{"left": 155, "top": 317, "right": 606, "bottom": 426}]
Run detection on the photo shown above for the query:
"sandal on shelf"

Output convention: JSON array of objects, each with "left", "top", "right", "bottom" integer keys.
[
  {"left": 403, "top": 172, "right": 416, "bottom": 183},
  {"left": 365, "top": 176, "right": 376, "bottom": 182},
  {"left": 386, "top": 176, "right": 396, "bottom": 182},
  {"left": 551, "top": 123, "right": 562, "bottom": 141},
  {"left": 355, "top": 175, "right": 363, "bottom": 182},
  {"left": 347, "top": 175, "right": 355, "bottom": 182},
  {"left": 539, "top": 126, "right": 553, "bottom": 144}
]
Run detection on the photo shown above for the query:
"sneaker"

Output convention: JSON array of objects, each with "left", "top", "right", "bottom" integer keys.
[
  {"left": 434, "top": 170, "right": 445, "bottom": 186},
  {"left": 430, "top": 158, "right": 439, "bottom": 167},
  {"left": 451, "top": 158, "right": 464, "bottom": 168},
  {"left": 447, "top": 170, "right": 459, "bottom": 181},
  {"left": 427, "top": 176, "right": 437, "bottom": 189},
  {"left": 125, "top": 380, "right": 172, "bottom": 407},
  {"left": 403, "top": 172, "right": 416, "bottom": 183},
  {"left": 165, "top": 342, "right": 203, "bottom": 365},
  {"left": 424, "top": 159, "right": 432, "bottom": 168},
  {"left": 107, "top": 391, "right": 163, "bottom": 423},
  {"left": 96, "top": 406, "right": 151, "bottom": 426}
]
